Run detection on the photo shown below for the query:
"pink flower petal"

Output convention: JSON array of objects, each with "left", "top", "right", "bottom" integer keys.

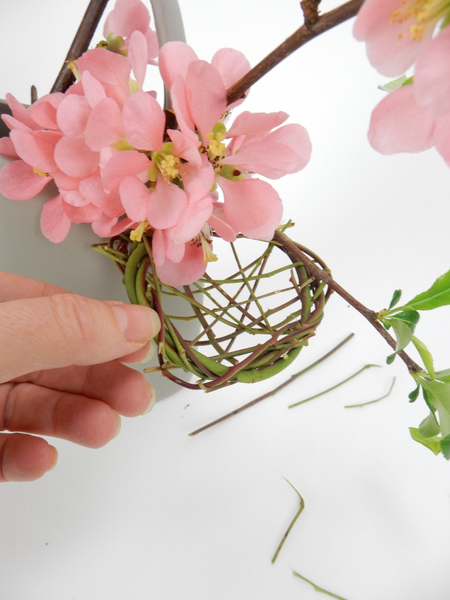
[
  {"left": 170, "top": 76, "right": 197, "bottom": 141},
  {"left": 165, "top": 238, "right": 185, "bottom": 264},
  {"left": 414, "top": 27, "right": 450, "bottom": 117},
  {"left": 186, "top": 60, "right": 227, "bottom": 142},
  {"left": 368, "top": 85, "right": 435, "bottom": 154},
  {"left": 81, "top": 71, "right": 107, "bottom": 108},
  {"left": 102, "top": 150, "right": 151, "bottom": 191},
  {"left": 128, "top": 30, "right": 148, "bottom": 89},
  {"left": 62, "top": 200, "right": 102, "bottom": 223},
  {"left": 119, "top": 175, "right": 149, "bottom": 221},
  {"left": 0, "top": 159, "right": 51, "bottom": 200},
  {"left": 168, "top": 195, "right": 213, "bottom": 245},
  {"left": 158, "top": 41, "right": 198, "bottom": 90},
  {"left": 145, "top": 28, "right": 159, "bottom": 62},
  {"left": 77, "top": 48, "right": 131, "bottom": 106},
  {"left": 226, "top": 111, "right": 288, "bottom": 138},
  {"left": 85, "top": 97, "right": 125, "bottom": 151},
  {"left": 178, "top": 155, "right": 215, "bottom": 203},
  {"left": 57, "top": 94, "right": 91, "bottom": 139},
  {"left": 28, "top": 93, "right": 64, "bottom": 130},
  {"left": 79, "top": 176, "right": 124, "bottom": 217},
  {"left": 53, "top": 170, "right": 85, "bottom": 192},
  {"left": 40, "top": 195, "right": 72, "bottom": 242},
  {"left": 10, "top": 129, "right": 58, "bottom": 173},
  {"left": 223, "top": 135, "right": 309, "bottom": 178},
  {"left": 92, "top": 215, "right": 136, "bottom": 238},
  {"left": 104, "top": 0, "right": 150, "bottom": 38},
  {"left": 156, "top": 241, "right": 207, "bottom": 286},
  {"left": 54, "top": 136, "right": 99, "bottom": 178},
  {"left": 60, "top": 188, "right": 91, "bottom": 207},
  {"left": 168, "top": 129, "right": 201, "bottom": 165},
  {"left": 208, "top": 204, "right": 237, "bottom": 242},
  {"left": 122, "top": 91, "right": 165, "bottom": 150},
  {"left": 2, "top": 114, "right": 32, "bottom": 133},
  {"left": 219, "top": 177, "right": 283, "bottom": 240},
  {"left": 147, "top": 174, "right": 187, "bottom": 229},
  {"left": 433, "top": 112, "right": 450, "bottom": 167},
  {"left": 0, "top": 137, "right": 20, "bottom": 159},
  {"left": 5, "top": 93, "right": 40, "bottom": 130},
  {"left": 211, "top": 48, "right": 251, "bottom": 91},
  {"left": 152, "top": 229, "right": 167, "bottom": 267},
  {"left": 353, "top": 0, "right": 433, "bottom": 76}
]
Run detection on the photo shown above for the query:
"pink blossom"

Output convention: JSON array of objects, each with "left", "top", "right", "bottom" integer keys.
[
  {"left": 367, "top": 82, "right": 450, "bottom": 166},
  {"left": 159, "top": 43, "right": 311, "bottom": 241},
  {"left": 354, "top": 0, "right": 450, "bottom": 77}
]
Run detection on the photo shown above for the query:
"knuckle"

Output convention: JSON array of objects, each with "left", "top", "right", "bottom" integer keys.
[{"left": 47, "top": 294, "right": 102, "bottom": 360}]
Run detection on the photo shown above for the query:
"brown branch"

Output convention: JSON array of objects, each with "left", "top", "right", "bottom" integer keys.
[
  {"left": 300, "top": 0, "right": 321, "bottom": 29},
  {"left": 226, "top": 0, "right": 365, "bottom": 106},
  {"left": 273, "top": 231, "right": 422, "bottom": 374},
  {"left": 51, "top": 0, "right": 110, "bottom": 94}
]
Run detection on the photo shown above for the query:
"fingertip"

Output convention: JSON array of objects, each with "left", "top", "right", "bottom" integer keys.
[{"left": 0, "top": 434, "right": 58, "bottom": 482}]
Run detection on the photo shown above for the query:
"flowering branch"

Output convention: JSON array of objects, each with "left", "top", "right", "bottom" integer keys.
[
  {"left": 226, "top": 0, "right": 365, "bottom": 105},
  {"left": 273, "top": 230, "right": 423, "bottom": 374},
  {"left": 51, "top": 0, "right": 110, "bottom": 93}
]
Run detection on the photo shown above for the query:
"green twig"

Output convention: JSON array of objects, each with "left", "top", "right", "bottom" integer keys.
[
  {"left": 271, "top": 479, "right": 305, "bottom": 564},
  {"left": 289, "top": 364, "right": 380, "bottom": 408},
  {"left": 293, "top": 571, "right": 350, "bottom": 600},
  {"left": 345, "top": 377, "right": 396, "bottom": 408},
  {"left": 188, "top": 333, "right": 354, "bottom": 436}
]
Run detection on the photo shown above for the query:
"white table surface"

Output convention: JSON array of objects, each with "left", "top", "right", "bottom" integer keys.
[{"left": 1, "top": 1, "right": 450, "bottom": 599}]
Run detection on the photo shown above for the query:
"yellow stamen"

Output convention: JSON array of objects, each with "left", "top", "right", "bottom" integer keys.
[
  {"left": 130, "top": 220, "right": 149, "bottom": 242},
  {"left": 33, "top": 167, "right": 51, "bottom": 177},
  {"left": 67, "top": 60, "right": 81, "bottom": 81},
  {"left": 390, "top": 0, "right": 450, "bottom": 41}
]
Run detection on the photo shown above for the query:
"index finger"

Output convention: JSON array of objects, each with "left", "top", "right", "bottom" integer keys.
[{"left": 0, "top": 271, "right": 65, "bottom": 302}]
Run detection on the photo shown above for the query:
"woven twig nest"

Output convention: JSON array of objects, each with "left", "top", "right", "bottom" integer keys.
[{"left": 96, "top": 228, "right": 332, "bottom": 391}]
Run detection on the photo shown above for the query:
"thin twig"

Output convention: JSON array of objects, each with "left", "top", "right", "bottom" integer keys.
[
  {"left": 226, "top": 0, "right": 364, "bottom": 105},
  {"left": 289, "top": 364, "right": 379, "bottom": 408},
  {"left": 188, "top": 333, "right": 354, "bottom": 436},
  {"left": 272, "top": 479, "right": 305, "bottom": 564},
  {"left": 293, "top": 571, "right": 350, "bottom": 600},
  {"left": 345, "top": 376, "right": 396, "bottom": 408},
  {"left": 51, "top": 0, "right": 110, "bottom": 93}
]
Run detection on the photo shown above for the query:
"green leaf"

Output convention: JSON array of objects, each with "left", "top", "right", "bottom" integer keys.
[
  {"left": 404, "top": 270, "right": 450, "bottom": 311},
  {"left": 392, "top": 310, "right": 420, "bottom": 332},
  {"left": 378, "top": 75, "right": 409, "bottom": 92},
  {"left": 411, "top": 336, "right": 435, "bottom": 378},
  {"left": 440, "top": 434, "right": 450, "bottom": 460},
  {"left": 386, "top": 353, "right": 396, "bottom": 364},
  {"left": 409, "top": 427, "right": 442, "bottom": 455},
  {"left": 408, "top": 385, "right": 420, "bottom": 402},
  {"left": 418, "top": 412, "right": 440, "bottom": 438},
  {"left": 388, "top": 289, "right": 402, "bottom": 310},
  {"left": 386, "top": 317, "right": 414, "bottom": 352},
  {"left": 420, "top": 380, "right": 450, "bottom": 437},
  {"left": 435, "top": 368, "right": 450, "bottom": 383}
]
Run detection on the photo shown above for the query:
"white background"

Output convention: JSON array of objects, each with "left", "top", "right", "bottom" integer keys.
[{"left": 1, "top": 1, "right": 450, "bottom": 599}]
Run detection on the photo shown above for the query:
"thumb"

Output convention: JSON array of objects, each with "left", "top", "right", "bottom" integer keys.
[{"left": 0, "top": 293, "right": 160, "bottom": 382}]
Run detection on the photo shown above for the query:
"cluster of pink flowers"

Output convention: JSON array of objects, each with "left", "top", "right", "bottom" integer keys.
[
  {"left": 0, "top": 0, "right": 311, "bottom": 285},
  {"left": 354, "top": 0, "right": 450, "bottom": 165}
]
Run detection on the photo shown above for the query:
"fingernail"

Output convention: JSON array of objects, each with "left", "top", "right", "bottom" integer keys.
[
  {"left": 110, "top": 304, "right": 160, "bottom": 343},
  {"left": 142, "top": 384, "right": 157, "bottom": 415},
  {"left": 138, "top": 340, "right": 156, "bottom": 364},
  {"left": 114, "top": 413, "right": 122, "bottom": 438},
  {"left": 48, "top": 446, "right": 58, "bottom": 472}
]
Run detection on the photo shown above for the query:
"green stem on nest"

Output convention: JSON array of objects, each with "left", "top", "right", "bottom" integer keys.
[{"left": 188, "top": 333, "right": 354, "bottom": 435}]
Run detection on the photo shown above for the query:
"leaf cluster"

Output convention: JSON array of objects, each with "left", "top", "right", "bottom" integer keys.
[{"left": 378, "top": 271, "right": 450, "bottom": 458}]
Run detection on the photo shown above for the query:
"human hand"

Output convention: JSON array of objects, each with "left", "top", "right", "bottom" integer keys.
[{"left": 0, "top": 271, "right": 161, "bottom": 482}]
